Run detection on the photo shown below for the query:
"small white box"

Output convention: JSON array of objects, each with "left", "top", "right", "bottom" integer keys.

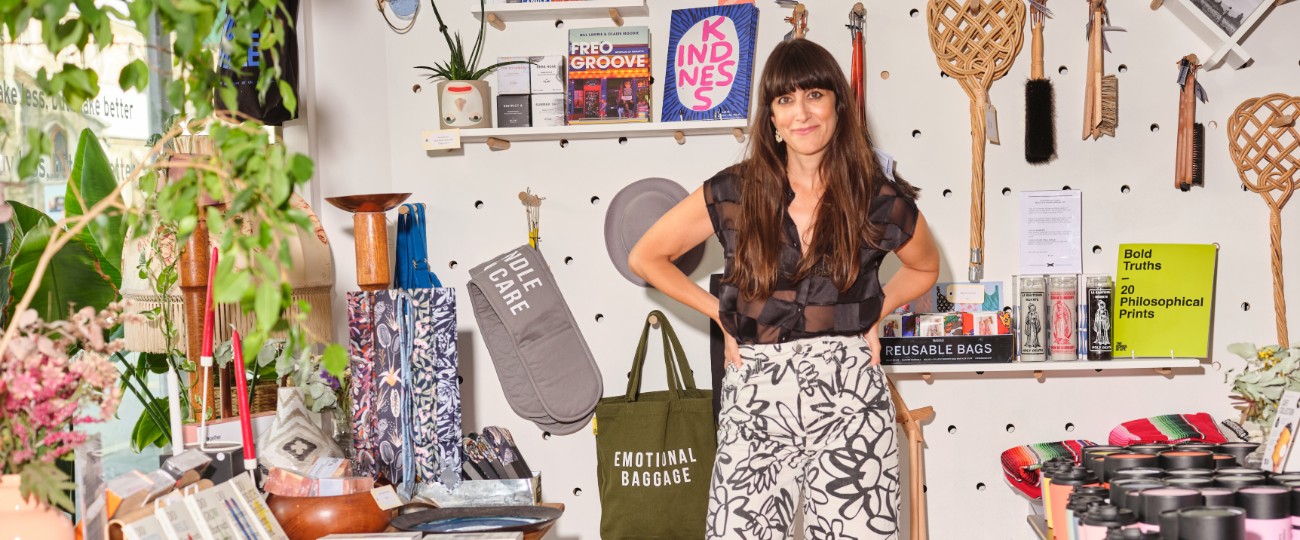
[
  {"left": 495, "top": 56, "right": 532, "bottom": 95},
  {"left": 529, "top": 55, "right": 565, "bottom": 94},
  {"left": 530, "top": 94, "right": 566, "bottom": 127}
]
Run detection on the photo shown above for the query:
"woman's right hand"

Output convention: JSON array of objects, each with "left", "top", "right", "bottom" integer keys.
[{"left": 724, "top": 331, "right": 742, "bottom": 370}]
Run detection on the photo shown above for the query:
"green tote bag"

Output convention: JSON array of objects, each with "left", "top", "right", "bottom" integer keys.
[{"left": 596, "top": 311, "right": 716, "bottom": 539}]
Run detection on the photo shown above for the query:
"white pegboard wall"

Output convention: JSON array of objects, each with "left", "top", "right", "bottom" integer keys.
[{"left": 292, "top": 1, "right": 1300, "bottom": 538}]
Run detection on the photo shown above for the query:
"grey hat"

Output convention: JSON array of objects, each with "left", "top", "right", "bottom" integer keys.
[{"left": 604, "top": 177, "right": 705, "bottom": 286}]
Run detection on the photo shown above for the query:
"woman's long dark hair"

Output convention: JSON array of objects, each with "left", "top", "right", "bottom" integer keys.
[{"left": 727, "top": 38, "right": 919, "bottom": 301}]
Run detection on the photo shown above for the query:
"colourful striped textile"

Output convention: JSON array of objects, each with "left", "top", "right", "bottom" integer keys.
[
  {"left": 1108, "top": 413, "right": 1226, "bottom": 446},
  {"left": 1001, "top": 440, "right": 1097, "bottom": 499}
]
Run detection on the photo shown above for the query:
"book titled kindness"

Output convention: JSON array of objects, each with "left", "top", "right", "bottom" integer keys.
[{"left": 661, "top": 4, "right": 758, "bottom": 122}]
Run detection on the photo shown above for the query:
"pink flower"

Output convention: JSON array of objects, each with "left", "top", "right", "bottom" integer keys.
[{"left": 8, "top": 372, "right": 37, "bottom": 401}]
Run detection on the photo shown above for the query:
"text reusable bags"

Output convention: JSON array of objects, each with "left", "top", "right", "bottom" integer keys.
[{"left": 596, "top": 311, "right": 714, "bottom": 539}]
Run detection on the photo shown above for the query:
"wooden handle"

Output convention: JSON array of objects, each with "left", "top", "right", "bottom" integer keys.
[
  {"left": 1175, "top": 62, "right": 1198, "bottom": 189},
  {"left": 1031, "top": 23, "right": 1045, "bottom": 79},
  {"left": 354, "top": 212, "right": 391, "bottom": 291},
  {"left": 180, "top": 218, "right": 213, "bottom": 422}
]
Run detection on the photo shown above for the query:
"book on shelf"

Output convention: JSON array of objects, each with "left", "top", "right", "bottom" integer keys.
[
  {"left": 567, "top": 26, "right": 651, "bottom": 124},
  {"left": 662, "top": 4, "right": 758, "bottom": 122}
]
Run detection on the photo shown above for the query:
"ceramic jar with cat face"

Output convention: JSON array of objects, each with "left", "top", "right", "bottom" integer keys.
[{"left": 437, "top": 80, "right": 493, "bottom": 129}]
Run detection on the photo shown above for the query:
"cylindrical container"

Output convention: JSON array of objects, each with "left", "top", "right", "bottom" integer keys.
[
  {"left": 1111, "top": 481, "right": 1166, "bottom": 515},
  {"left": 1089, "top": 455, "right": 1118, "bottom": 483},
  {"left": 1158, "top": 451, "right": 1214, "bottom": 470},
  {"left": 1068, "top": 495, "right": 1107, "bottom": 540},
  {"left": 1218, "top": 467, "right": 1268, "bottom": 478},
  {"left": 1048, "top": 274, "right": 1079, "bottom": 361},
  {"left": 1044, "top": 463, "right": 1076, "bottom": 531},
  {"left": 1164, "top": 478, "right": 1215, "bottom": 489},
  {"left": 1137, "top": 487, "right": 1203, "bottom": 531},
  {"left": 1107, "top": 454, "right": 1161, "bottom": 481},
  {"left": 1176, "top": 506, "right": 1246, "bottom": 540},
  {"left": 1019, "top": 275, "right": 1049, "bottom": 361},
  {"left": 1084, "top": 446, "right": 1128, "bottom": 462},
  {"left": 1085, "top": 275, "right": 1113, "bottom": 360},
  {"left": 1126, "top": 444, "right": 1172, "bottom": 456},
  {"left": 1211, "top": 453, "right": 1240, "bottom": 469},
  {"left": 1236, "top": 486, "right": 1291, "bottom": 539},
  {"left": 1105, "top": 529, "right": 1160, "bottom": 539},
  {"left": 1076, "top": 485, "right": 1112, "bottom": 499},
  {"left": 1113, "top": 468, "right": 1166, "bottom": 482},
  {"left": 1080, "top": 505, "right": 1138, "bottom": 540},
  {"left": 1216, "top": 475, "right": 1267, "bottom": 489},
  {"left": 1164, "top": 469, "right": 1215, "bottom": 479},
  {"left": 1198, "top": 487, "right": 1237, "bottom": 506},
  {"left": 1053, "top": 468, "right": 1100, "bottom": 540},
  {"left": 1174, "top": 442, "right": 1219, "bottom": 452},
  {"left": 1289, "top": 485, "right": 1300, "bottom": 528},
  {"left": 1270, "top": 473, "right": 1300, "bottom": 485},
  {"left": 1217, "top": 442, "right": 1260, "bottom": 465},
  {"left": 1159, "top": 509, "right": 1180, "bottom": 540}
]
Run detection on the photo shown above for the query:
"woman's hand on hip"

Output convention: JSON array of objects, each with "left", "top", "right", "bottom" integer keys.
[
  {"left": 864, "top": 324, "right": 882, "bottom": 366},
  {"left": 724, "top": 331, "right": 742, "bottom": 370}
]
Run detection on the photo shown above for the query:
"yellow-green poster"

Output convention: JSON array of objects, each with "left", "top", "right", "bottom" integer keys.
[{"left": 1114, "top": 244, "right": 1217, "bottom": 358}]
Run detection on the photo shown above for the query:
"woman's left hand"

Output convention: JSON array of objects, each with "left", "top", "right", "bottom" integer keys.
[{"left": 864, "top": 324, "right": 882, "bottom": 366}]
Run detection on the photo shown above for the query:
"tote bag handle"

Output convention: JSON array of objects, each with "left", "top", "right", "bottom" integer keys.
[
  {"left": 395, "top": 203, "right": 443, "bottom": 289},
  {"left": 625, "top": 310, "right": 699, "bottom": 402}
]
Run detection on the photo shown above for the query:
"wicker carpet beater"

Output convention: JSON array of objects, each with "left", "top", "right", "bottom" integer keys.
[
  {"left": 926, "top": 0, "right": 1026, "bottom": 282},
  {"left": 1228, "top": 94, "right": 1300, "bottom": 346}
]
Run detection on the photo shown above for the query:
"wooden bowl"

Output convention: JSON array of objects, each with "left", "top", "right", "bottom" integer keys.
[{"left": 266, "top": 491, "right": 395, "bottom": 540}]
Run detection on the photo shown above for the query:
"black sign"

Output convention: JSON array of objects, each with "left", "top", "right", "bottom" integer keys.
[{"left": 880, "top": 335, "right": 1015, "bottom": 365}]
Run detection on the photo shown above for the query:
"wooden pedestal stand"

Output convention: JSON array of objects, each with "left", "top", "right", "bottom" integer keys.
[
  {"left": 888, "top": 378, "right": 936, "bottom": 540},
  {"left": 326, "top": 194, "right": 412, "bottom": 291}
]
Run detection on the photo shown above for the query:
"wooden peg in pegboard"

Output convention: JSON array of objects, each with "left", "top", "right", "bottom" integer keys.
[
  {"left": 1272, "top": 114, "right": 1297, "bottom": 128},
  {"left": 486, "top": 137, "right": 512, "bottom": 151},
  {"left": 1033, "top": 370, "right": 1045, "bottom": 382},
  {"left": 647, "top": 313, "right": 660, "bottom": 327},
  {"left": 920, "top": 372, "right": 933, "bottom": 384},
  {"left": 608, "top": 8, "right": 624, "bottom": 26},
  {"left": 673, "top": 131, "right": 686, "bottom": 145},
  {"left": 732, "top": 128, "right": 746, "bottom": 143},
  {"left": 486, "top": 13, "right": 505, "bottom": 31},
  {"left": 1150, "top": 0, "right": 1163, "bottom": 8},
  {"left": 1155, "top": 367, "right": 1173, "bottom": 376}
]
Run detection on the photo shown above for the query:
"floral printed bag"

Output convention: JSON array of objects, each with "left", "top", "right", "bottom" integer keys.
[{"left": 595, "top": 311, "right": 714, "bottom": 539}]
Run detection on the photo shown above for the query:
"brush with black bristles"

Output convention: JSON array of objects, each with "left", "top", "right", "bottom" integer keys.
[
  {"left": 1174, "top": 54, "right": 1206, "bottom": 191},
  {"left": 1025, "top": 0, "right": 1055, "bottom": 164}
]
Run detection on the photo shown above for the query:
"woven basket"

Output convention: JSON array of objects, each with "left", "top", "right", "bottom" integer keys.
[{"left": 251, "top": 381, "right": 280, "bottom": 414}]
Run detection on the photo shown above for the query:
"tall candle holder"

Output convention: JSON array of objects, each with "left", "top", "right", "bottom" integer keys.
[{"left": 326, "top": 193, "right": 412, "bottom": 290}]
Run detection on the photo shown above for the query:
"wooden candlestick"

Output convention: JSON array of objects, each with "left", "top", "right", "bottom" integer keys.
[{"left": 325, "top": 193, "right": 412, "bottom": 291}]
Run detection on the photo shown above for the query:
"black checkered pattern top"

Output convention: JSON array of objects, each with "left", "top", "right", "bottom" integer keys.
[{"left": 704, "top": 168, "right": 919, "bottom": 344}]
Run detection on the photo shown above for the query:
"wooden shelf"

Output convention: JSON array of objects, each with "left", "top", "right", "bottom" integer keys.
[
  {"left": 458, "top": 119, "right": 749, "bottom": 145},
  {"left": 474, "top": 1, "right": 648, "bottom": 28},
  {"left": 883, "top": 358, "right": 1202, "bottom": 376}
]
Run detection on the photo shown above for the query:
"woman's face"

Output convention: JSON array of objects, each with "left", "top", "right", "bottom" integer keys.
[{"left": 771, "top": 87, "right": 837, "bottom": 159}]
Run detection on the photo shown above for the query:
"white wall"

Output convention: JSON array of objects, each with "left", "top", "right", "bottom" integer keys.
[{"left": 298, "top": 0, "right": 1300, "bottom": 537}]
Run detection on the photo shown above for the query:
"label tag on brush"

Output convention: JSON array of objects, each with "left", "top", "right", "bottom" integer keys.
[{"left": 985, "top": 102, "right": 1001, "bottom": 144}]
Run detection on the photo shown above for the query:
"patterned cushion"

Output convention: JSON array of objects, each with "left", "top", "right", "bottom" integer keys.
[
  {"left": 1000, "top": 440, "right": 1097, "bottom": 499},
  {"left": 1108, "top": 413, "right": 1226, "bottom": 446}
]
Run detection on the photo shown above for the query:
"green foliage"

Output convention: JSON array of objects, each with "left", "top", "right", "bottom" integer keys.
[
  {"left": 64, "top": 129, "right": 125, "bottom": 288},
  {"left": 19, "top": 460, "right": 75, "bottom": 512},
  {"left": 415, "top": 0, "right": 530, "bottom": 81},
  {"left": 1228, "top": 343, "right": 1300, "bottom": 434},
  {"left": 130, "top": 397, "right": 169, "bottom": 452},
  {"left": 4, "top": 201, "right": 117, "bottom": 323}
]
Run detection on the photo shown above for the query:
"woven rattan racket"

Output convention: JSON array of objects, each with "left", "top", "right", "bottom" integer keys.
[
  {"left": 927, "top": 0, "right": 1026, "bottom": 281},
  {"left": 1228, "top": 94, "right": 1300, "bottom": 345}
]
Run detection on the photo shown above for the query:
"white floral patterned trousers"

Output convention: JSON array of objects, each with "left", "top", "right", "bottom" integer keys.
[{"left": 707, "top": 334, "right": 900, "bottom": 540}]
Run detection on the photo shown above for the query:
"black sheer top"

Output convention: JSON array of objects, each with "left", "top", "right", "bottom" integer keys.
[{"left": 704, "top": 169, "right": 920, "bottom": 344}]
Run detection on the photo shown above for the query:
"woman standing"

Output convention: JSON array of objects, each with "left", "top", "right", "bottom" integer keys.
[{"left": 628, "top": 39, "right": 940, "bottom": 539}]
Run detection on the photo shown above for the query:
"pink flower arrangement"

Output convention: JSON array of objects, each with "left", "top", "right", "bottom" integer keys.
[{"left": 0, "top": 304, "right": 131, "bottom": 480}]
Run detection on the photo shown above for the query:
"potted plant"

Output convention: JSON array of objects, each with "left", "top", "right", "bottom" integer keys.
[
  {"left": 1229, "top": 342, "right": 1300, "bottom": 442},
  {"left": 417, "top": 0, "right": 531, "bottom": 129}
]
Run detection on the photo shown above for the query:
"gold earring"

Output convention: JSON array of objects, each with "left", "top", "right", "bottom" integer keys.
[{"left": 774, "top": 130, "right": 783, "bottom": 143}]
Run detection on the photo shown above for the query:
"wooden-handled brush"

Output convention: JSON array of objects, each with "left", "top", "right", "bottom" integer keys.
[
  {"left": 849, "top": 3, "right": 866, "bottom": 122},
  {"left": 1082, "top": 0, "right": 1119, "bottom": 140},
  {"left": 1174, "top": 55, "right": 1206, "bottom": 191},
  {"left": 1025, "top": 0, "right": 1055, "bottom": 163}
]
